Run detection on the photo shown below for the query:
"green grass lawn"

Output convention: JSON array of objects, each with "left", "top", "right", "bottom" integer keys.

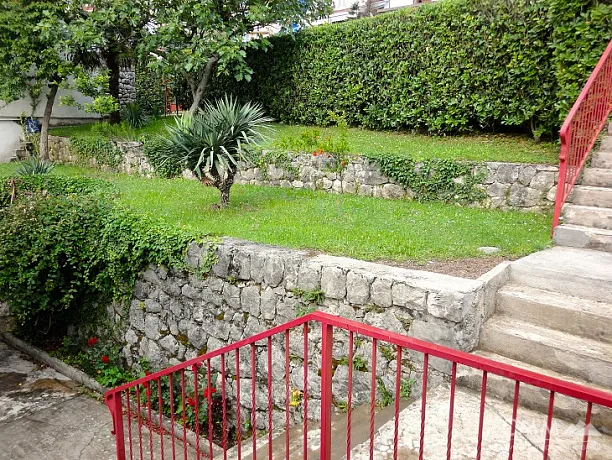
[
  {"left": 51, "top": 119, "right": 558, "bottom": 164},
  {"left": 0, "top": 163, "right": 551, "bottom": 262}
]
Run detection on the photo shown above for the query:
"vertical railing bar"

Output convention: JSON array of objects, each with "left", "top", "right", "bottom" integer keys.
[
  {"left": 303, "top": 323, "right": 309, "bottom": 460},
  {"left": 136, "top": 385, "right": 144, "bottom": 460},
  {"left": 181, "top": 369, "right": 187, "bottom": 460},
  {"left": 251, "top": 344, "right": 257, "bottom": 460},
  {"left": 320, "top": 322, "right": 334, "bottom": 460},
  {"left": 542, "top": 391, "right": 555, "bottom": 460},
  {"left": 126, "top": 389, "right": 134, "bottom": 460},
  {"left": 158, "top": 379, "right": 165, "bottom": 460},
  {"left": 112, "top": 392, "right": 127, "bottom": 460},
  {"left": 236, "top": 349, "right": 242, "bottom": 460},
  {"left": 580, "top": 402, "right": 593, "bottom": 460},
  {"left": 419, "top": 353, "right": 429, "bottom": 460},
  {"left": 221, "top": 354, "right": 228, "bottom": 460},
  {"left": 207, "top": 359, "right": 213, "bottom": 460},
  {"left": 446, "top": 362, "right": 457, "bottom": 460},
  {"left": 267, "top": 337, "right": 273, "bottom": 460},
  {"left": 193, "top": 364, "right": 201, "bottom": 460},
  {"left": 284, "top": 330, "right": 290, "bottom": 460},
  {"left": 369, "top": 338, "right": 378, "bottom": 460},
  {"left": 169, "top": 373, "right": 176, "bottom": 460},
  {"left": 476, "top": 371, "right": 488, "bottom": 460},
  {"left": 508, "top": 380, "right": 520, "bottom": 460},
  {"left": 393, "top": 346, "right": 402, "bottom": 460},
  {"left": 147, "top": 380, "right": 153, "bottom": 460},
  {"left": 346, "top": 331, "right": 354, "bottom": 460}
]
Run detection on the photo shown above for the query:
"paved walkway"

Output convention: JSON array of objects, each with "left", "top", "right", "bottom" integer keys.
[{"left": 0, "top": 340, "right": 116, "bottom": 460}]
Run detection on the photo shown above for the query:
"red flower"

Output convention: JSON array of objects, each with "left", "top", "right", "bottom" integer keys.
[
  {"left": 87, "top": 337, "right": 98, "bottom": 347},
  {"left": 101, "top": 355, "right": 110, "bottom": 364},
  {"left": 187, "top": 397, "right": 196, "bottom": 407},
  {"left": 202, "top": 387, "right": 217, "bottom": 398},
  {"left": 313, "top": 152, "right": 318, "bottom": 157}
]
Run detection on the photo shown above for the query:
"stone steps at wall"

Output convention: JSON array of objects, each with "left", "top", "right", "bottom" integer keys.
[
  {"left": 553, "top": 223, "right": 612, "bottom": 252},
  {"left": 457, "top": 351, "right": 612, "bottom": 435},
  {"left": 496, "top": 284, "right": 612, "bottom": 343},
  {"left": 508, "top": 247, "right": 612, "bottom": 303},
  {"left": 479, "top": 315, "right": 612, "bottom": 388},
  {"left": 592, "top": 150, "right": 612, "bottom": 169},
  {"left": 582, "top": 167, "right": 612, "bottom": 188},
  {"left": 570, "top": 185, "right": 612, "bottom": 207},
  {"left": 563, "top": 204, "right": 612, "bottom": 230}
]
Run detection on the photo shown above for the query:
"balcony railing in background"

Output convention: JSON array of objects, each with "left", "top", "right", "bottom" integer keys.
[
  {"left": 552, "top": 39, "right": 612, "bottom": 232},
  {"left": 105, "top": 311, "right": 612, "bottom": 460}
]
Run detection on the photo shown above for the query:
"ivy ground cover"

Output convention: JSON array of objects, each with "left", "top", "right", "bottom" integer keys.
[
  {"left": 0, "top": 163, "right": 551, "bottom": 262},
  {"left": 50, "top": 120, "right": 558, "bottom": 164}
]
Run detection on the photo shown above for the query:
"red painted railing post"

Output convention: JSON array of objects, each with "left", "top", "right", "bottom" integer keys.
[
  {"left": 106, "top": 393, "right": 126, "bottom": 460},
  {"left": 552, "top": 133, "right": 569, "bottom": 233},
  {"left": 320, "top": 322, "right": 334, "bottom": 460}
]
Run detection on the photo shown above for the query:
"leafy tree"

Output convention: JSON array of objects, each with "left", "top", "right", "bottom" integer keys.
[
  {"left": 158, "top": 97, "right": 271, "bottom": 207},
  {"left": 65, "top": 0, "right": 154, "bottom": 124},
  {"left": 145, "top": 0, "right": 332, "bottom": 114},
  {"left": 0, "top": 0, "right": 78, "bottom": 158}
]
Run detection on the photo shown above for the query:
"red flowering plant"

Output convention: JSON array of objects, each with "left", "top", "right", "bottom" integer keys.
[{"left": 53, "top": 335, "right": 134, "bottom": 388}]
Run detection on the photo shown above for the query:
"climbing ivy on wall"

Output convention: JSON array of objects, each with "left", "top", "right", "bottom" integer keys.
[
  {"left": 209, "top": 0, "right": 612, "bottom": 139},
  {"left": 69, "top": 136, "right": 124, "bottom": 168}
]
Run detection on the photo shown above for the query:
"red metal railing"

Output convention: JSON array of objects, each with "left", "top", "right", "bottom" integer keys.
[
  {"left": 552, "top": 39, "right": 612, "bottom": 231},
  {"left": 105, "top": 311, "right": 612, "bottom": 459}
]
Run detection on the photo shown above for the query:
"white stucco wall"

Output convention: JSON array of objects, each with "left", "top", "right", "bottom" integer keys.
[{"left": 0, "top": 86, "right": 99, "bottom": 162}]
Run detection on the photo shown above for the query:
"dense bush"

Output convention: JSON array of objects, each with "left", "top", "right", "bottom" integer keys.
[
  {"left": 0, "top": 178, "right": 201, "bottom": 342},
  {"left": 210, "top": 0, "right": 611, "bottom": 138},
  {"left": 135, "top": 65, "right": 166, "bottom": 116}
]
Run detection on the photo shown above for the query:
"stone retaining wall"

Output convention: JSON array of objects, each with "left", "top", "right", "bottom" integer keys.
[
  {"left": 48, "top": 136, "right": 154, "bottom": 176},
  {"left": 111, "top": 238, "right": 503, "bottom": 429},
  {"left": 47, "top": 136, "right": 558, "bottom": 210},
  {"left": 235, "top": 154, "right": 558, "bottom": 211}
]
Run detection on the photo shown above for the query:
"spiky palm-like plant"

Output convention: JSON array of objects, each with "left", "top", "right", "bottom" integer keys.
[
  {"left": 158, "top": 97, "right": 272, "bottom": 208},
  {"left": 15, "top": 156, "right": 55, "bottom": 176}
]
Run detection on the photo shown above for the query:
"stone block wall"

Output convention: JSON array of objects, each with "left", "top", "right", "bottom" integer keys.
[
  {"left": 48, "top": 136, "right": 154, "bottom": 176},
  {"left": 119, "top": 69, "right": 137, "bottom": 106},
  {"left": 235, "top": 154, "right": 559, "bottom": 211},
  {"left": 113, "top": 238, "right": 498, "bottom": 430}
]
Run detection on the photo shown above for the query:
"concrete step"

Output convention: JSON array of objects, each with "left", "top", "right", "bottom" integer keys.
[
  {"left": 583, "top": 168, "right": 612, "bottom": 188},
  {"left": 509, "top": 247, "right": 612, "bottom": 303},
  {"left": 563, "top": 204, "right": 612, "bottom": 230},
  {"left": 602, "top": 136, "right": 612, "bottom": 151},
  {"left": 570, "top": 185, "right": 612, "bottom": 208},
  {"left": 496, "top": 284, "right": 612, "bottom": 343},
  {"left": 479, "top": 316, "right": 612, "bottom": 388},
  {"left": 554, "top": 224, "right": 612, "bottom": 252},
  {"left": 349, "top": 383, "right": 612, "bottom": 459},
  {"left": 592, "top": 150, "right": 612, "bottom": 169},
  {"left": 457, "top": 350, "right": 612, "bottom": 434}
]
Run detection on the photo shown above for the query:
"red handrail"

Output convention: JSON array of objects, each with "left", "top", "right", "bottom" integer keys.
[
  {"left": 105, "top": 311, "right": 612, "bottom": 459},
  {"left": 552, "top": 39, "right": 612, "bottom": 232}
]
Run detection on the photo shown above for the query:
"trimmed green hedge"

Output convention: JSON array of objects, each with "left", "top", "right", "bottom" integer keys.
[{"left": 210, "top": 0, "right": 611, "bottom": 138}]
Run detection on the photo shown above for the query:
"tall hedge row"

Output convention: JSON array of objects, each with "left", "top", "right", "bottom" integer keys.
[{"left": 210, "top": 0, "right": 611, "bottom": 137}]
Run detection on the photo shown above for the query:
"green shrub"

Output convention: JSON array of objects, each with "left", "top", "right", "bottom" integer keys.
[
  {"left": 15, "top": 157, "right": 55, "bottom": 176},
  {"left": 70, "top": 136, "right": 124, "bottom": 168},
  {"left": 135, "top": 65, "right": 166, "bottom": 117},
  {"left": 210, "top": 0, "right": 612, "bottom": 138},
  {"left": 0, "top": 188, "right": 199, "bottom": 342},
  {"left": 121, "top": 102, "right": 149, "bottom": 129}
]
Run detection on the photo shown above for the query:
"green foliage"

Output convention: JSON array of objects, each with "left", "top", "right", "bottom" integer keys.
[
  {"left": 141, "top": 136, "right": 185, "bottom": 179},
  {"left": 337, "top": 355, "right": 369, "bottom": 372},
  {"left": 15, "top": 157, "right": 55, "bottom": 176},
  {"left": 250, "top": 149, "right": 300, "bottom": 180},
  {"left": 121, "top": 102, "right": 149, "bottom": 129},
  {"left": 213, "top": 0, "right": 612, "bottom": 137},
  {"left": 135, "top": 65, "right": 166, "bottom": 117},
  {"left": 376, "top": 377, "right": 394, "bottom": 408},
  {"left": 365, "top": 153, "right": 487, "bottom": 204},
  {"left": 70, "top": 136, "right": 124, "bottom": 168},
  {"left": 0, "top": 181, "right": 200, "bottom": 342},
  {"left": 400, "top": 378, "right": 415, "bottom": 400},
  {"left": 156, "top": 96, "right": 272, "bottom": 206}
]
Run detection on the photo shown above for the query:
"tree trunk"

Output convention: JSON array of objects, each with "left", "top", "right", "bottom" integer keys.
[
  {"left": 104, "top": 49, "right": 121, "bottom": 124},
  {"left": 217, "top": 173, "right": 235, "bottom": 208},
  {"left": 39, "top": 82, "right": 59, "bottom": 160},
  {"left": 188, "top": 55, "right": 219, "bottom": 115}
]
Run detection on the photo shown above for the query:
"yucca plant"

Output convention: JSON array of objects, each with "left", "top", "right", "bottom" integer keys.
[
  {"left": 157, "top": 96, "right": 272, "bottom": 208},
  {"left": 15, "top": 156, "right": 55, "bottom": 176}
]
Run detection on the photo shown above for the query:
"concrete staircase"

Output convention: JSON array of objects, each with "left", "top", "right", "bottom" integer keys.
[
  {"left": 554, "top": 130, "right": 612, "bottom": 251},
  {"left": 465, "top": 247, "right": 612, "bottom": 435}
]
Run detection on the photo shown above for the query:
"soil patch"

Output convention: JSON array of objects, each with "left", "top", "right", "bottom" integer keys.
[{"left": 382, "top": 256, "right": 510, "bottom": 279}]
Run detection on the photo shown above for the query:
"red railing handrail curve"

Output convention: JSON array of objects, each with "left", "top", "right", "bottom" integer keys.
[
  {"left": 105, "top": 310, "right": 612, "bottom": 410},
  {"left": 552, "top": 38, "right": 612, "bottom": 231}
]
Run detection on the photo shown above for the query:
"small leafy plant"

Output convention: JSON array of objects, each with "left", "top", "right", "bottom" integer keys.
[{"left": 15, "top": 156, "right": 55, "bottom": 176}]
